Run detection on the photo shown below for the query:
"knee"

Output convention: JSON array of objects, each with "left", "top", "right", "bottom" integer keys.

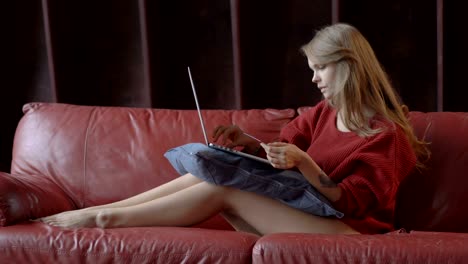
[
  {"left": 199, "top": 181, "right": 236, "bottom": 207},
  {"left": 207, "top": 182, "right": 233, "bottom": 196},
  {"left": 184, "top": 173, "right": 203, "bottom": 184},
  {"left": 211, "top": 185, "right": 240, "bottom": 212}
]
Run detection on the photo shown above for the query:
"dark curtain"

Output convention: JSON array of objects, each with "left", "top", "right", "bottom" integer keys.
[{"left": 2, "top": 0, "right": 466, "bottom": 171}]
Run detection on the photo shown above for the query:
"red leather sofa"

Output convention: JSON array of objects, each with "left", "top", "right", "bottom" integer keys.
[{"left": 0, "top": 102, "right": 467, "bottom": 263}]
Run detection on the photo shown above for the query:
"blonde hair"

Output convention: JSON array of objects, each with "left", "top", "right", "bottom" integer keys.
[{"left": 301, "top": 23, "right": 429, "bottom": 168}]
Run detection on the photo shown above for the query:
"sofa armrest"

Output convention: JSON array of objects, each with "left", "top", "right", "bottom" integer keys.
[{"left": 0, "top": 172, "right": 75, "bottom": 226}]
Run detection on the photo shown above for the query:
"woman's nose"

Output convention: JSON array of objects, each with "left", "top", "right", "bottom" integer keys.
[{"left": 312, "top": 73, "right": 319, "bottom": 83}]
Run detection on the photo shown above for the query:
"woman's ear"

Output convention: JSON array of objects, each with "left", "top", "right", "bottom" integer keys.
[{"left": 401, "top": 105, "right": 409, "bottom": 116}]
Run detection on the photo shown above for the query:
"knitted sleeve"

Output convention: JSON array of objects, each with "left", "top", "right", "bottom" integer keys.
[{"left": 332, "top": 126, "right": 416, "bottom": 218}]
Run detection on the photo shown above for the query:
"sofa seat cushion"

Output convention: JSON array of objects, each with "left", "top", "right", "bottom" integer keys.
[
  {"left": 0, "top": 222, "right": 258, "bottom": 264},
  {"left": 252, "top": 232, "right": 468, "bottom": 263}
]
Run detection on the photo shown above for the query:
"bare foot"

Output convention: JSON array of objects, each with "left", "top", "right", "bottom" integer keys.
[{"left": 40, "top": 209, "right": 101, "bottom": 228}]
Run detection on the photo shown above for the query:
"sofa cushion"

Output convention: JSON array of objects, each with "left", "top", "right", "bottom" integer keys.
[
  {"left": 0, "top": 222, "right": 258, "bottom": 264},
  {"left": 252, "top": 231, "right": 468, "bottom": 263}
]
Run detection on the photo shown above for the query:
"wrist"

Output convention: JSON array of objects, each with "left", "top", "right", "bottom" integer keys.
[{"left": 296, "top": 152, "right": 315, "bottom": 170}]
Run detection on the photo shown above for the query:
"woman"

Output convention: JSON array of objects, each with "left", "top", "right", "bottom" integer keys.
[{"left": 40, "top": 23, "right": 428, "bottom": 235}]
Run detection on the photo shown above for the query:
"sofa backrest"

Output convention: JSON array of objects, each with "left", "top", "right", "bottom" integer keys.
[
  {"left": 11, "top": 103, "right": 295, "bottom": 208},
  {"left": 10, "top": 102, "right": 468, "bottom": 233},
  {"left": 395, "top": 111, "right": 468, "bottom": 232}
]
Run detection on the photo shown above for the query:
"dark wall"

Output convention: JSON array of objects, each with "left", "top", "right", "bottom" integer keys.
[
  {"left": 340, "top": 0, "right": 438, "bottom": 112},
  {"left": 443, "top": 0, "right": 467, "bottom": 112},
  {"left": 1, "top": 0, "right": 466, "bottom": 172}
]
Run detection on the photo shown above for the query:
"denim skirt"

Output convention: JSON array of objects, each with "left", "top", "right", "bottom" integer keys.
[{"left": 164, "top": 143, "right": 343, "bottom": 218}]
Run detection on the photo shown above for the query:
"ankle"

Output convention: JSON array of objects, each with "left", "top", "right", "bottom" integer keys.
[{"left": 95, "top": 209, "right": 113, "bottom": 228}]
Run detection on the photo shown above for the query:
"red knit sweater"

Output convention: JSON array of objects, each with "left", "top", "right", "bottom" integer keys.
[{"left": 279, "top": 101, "right": 416, "bottom": 234}]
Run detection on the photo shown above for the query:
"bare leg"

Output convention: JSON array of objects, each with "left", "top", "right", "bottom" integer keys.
[
  {"left": 224, "top": 188, "right": 359, "bottom": 235},
  {"left": 41, "top": 181, "right": 226, "bottom": 228},
  {"left": 42, "top": 181, "right": 358, "bottom": 235},
  {"left": 39, "top": 173, "right": 201, "bottom": 224},
  {"left": 85, "top": 173, "right": 202, "bottom": 210}
]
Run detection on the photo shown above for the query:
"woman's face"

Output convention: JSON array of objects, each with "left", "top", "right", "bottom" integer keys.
[{"left": 308, "top": 58, "right": 337, "bottom": 100}]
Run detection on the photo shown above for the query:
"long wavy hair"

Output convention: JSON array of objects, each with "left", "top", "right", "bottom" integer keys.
[{"left": 301, "top": 23, "right": 429, "bottom": 167}]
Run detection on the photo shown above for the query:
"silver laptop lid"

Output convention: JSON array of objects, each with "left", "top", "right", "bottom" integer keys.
[{"left": 188, "top": 66, "right": 210, "bottom": 145}]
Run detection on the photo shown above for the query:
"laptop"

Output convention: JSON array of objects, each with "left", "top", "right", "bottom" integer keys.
[{"left": 187, "top": 66, "right": 271, "bottom": 165}]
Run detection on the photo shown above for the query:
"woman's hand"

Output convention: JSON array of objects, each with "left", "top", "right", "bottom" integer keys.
[
  {"left": 260, "top": 142, "right": 308, "bottom": 169},
  {"left": 212, "top": 125, "right": 258, "bottom": 150},
  {"left": 261, "top": 142, "right": 341, "bottom": 202}
]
